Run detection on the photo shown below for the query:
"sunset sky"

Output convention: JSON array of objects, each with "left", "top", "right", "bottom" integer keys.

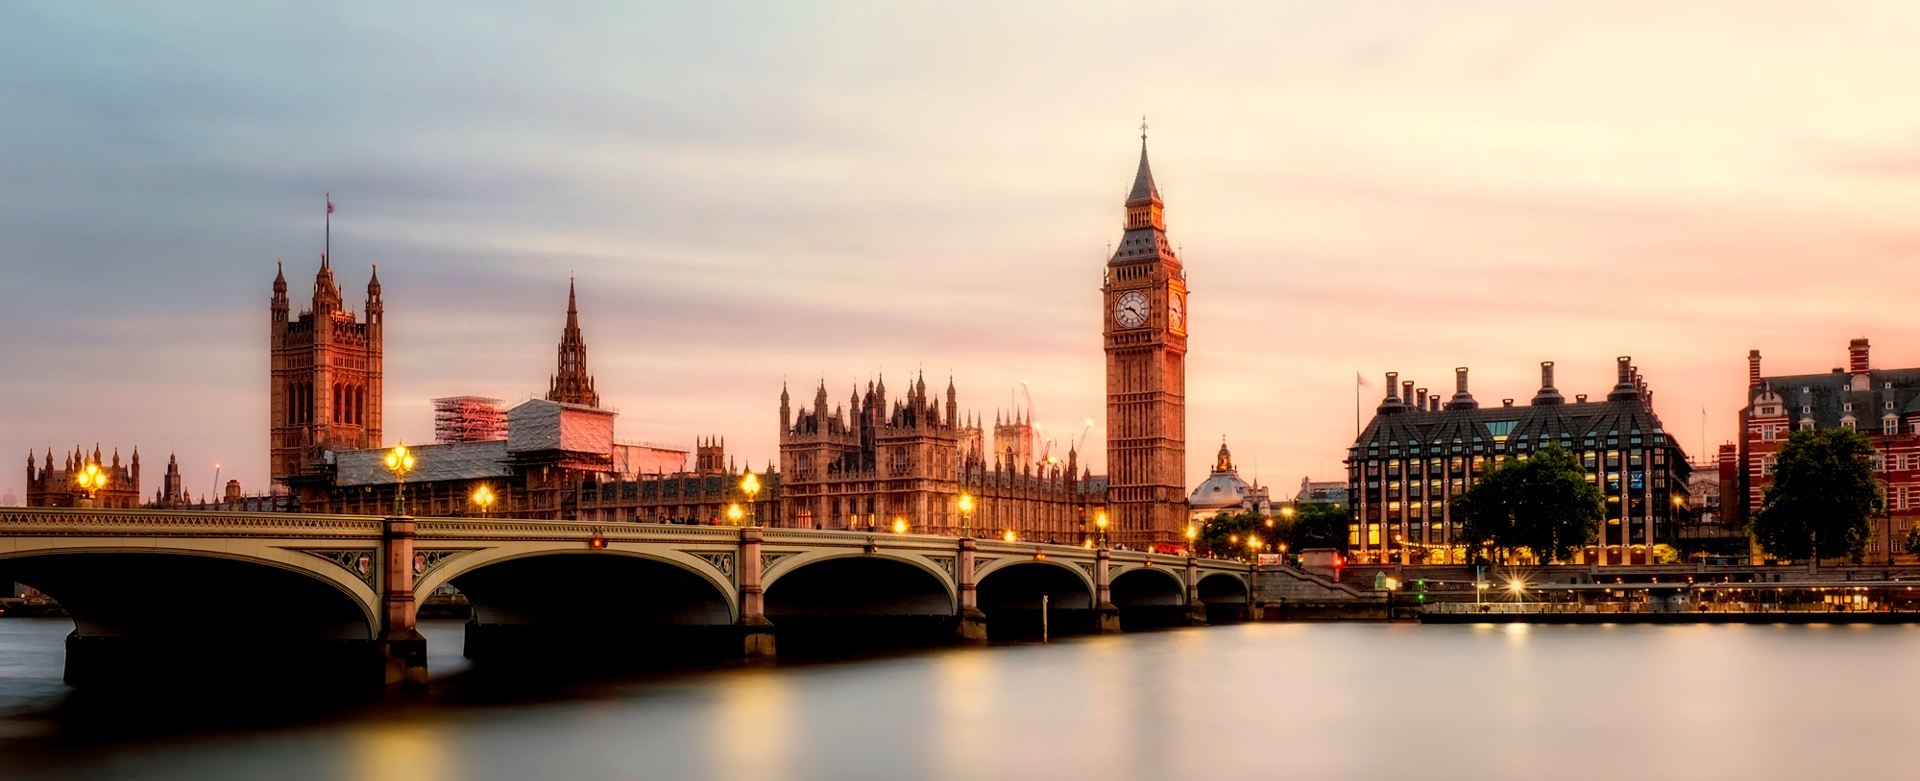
[{"left": 5, "top": 2, "right": 1920, "bottom": 504}]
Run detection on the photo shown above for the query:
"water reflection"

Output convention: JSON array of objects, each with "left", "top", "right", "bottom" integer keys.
[{"left": 0, "top": 621, "right": 1919, "bottom": 779}]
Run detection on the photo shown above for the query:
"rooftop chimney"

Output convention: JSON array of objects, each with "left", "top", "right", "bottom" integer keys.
[
  {"left": 1748, "top": 349, "right": 1762, "bottom": 388},
  {"left": 1378, "top": 372, "right": 1407, "bottom": 414},
  {"left": 1531, "top": 361, "right": 1565, "bottom": 406},
  {"left": 1416, "top": 387, "right": 1428, "bottom": 410},
  {"left": 1402, "top": 380, "right": 1414, "bottom": 406},
  {"left": 1850, "top": 338, "right": 1870, "bottom": 374},
  {"left": 1608, "top": 356, "right": 1641, "bottom": 402},
  {"left": 1445, "top": 367, "right": 1478, "bottom": 410}
]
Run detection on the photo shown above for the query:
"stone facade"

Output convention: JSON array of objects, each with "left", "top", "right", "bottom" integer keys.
[
  {"left": 270, "top": 244, "right": 384, "bottom": 487},
  {"left": 776, "top": 375, "right": 1107, "bottom": 544},
  {"left": 1102, "top": 137, "right": 1189, "bottom": 548}
]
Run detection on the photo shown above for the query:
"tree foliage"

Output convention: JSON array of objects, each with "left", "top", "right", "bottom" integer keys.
[
  {"left": 1752, "top": 428, "right": 1882, "bottom": 563},
  {"left": 1290, "top": 502, "right": 1349, "bottom": 549},
  {"left": 1193, "top": 511, "right": 1274, "bottom": 560},
  {"left": 1450, "top": 445, "right": 1604, "bottom": 563}
]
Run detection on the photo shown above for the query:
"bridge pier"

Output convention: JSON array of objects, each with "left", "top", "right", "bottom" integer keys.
[
  {"left": 955, "top": 537, "right": 988, "bottom": 644},
  {"left": 739, "top": 527, "right": 777, "bottom": 659},
  {"left": 381, "top": 516, "right": 429, "bottom": 690},
  {"left": 1185, "top": 556, "right": 1208, "bottom": 625},
  {"left": 1094, "top": 548, "right": 1121, "bottom": 634}
]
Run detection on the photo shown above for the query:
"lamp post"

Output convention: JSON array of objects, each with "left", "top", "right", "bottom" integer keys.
[
  {"left": 893, "top": 517, "right": 908, "bottom": 534},
  {"left": 471, "top": 485, "right": 496, "bottom": 519},
  {"left": 1003, "top": 529, "right": 1017, "bottom": 543},
  {"left": 740, "top": 471, "right": 761, "bottom": 526},
  {"left": 1185, "top": 525, "right": 1198, "bottom": 556},
  {"left": 384, "top": 443, "right": 415, "bottom": 516},
  {"left": 72, "top": 462, "right": 108, "bottom": 508},
  {"left": 958, "top": 492, "right": 974, "bottom": 537},
  {"left": 1096, "top": 511, "right": 1109, "bottom": 549},
  {"left": 727, "top": 503, "right": 744, "bottom": 525}
]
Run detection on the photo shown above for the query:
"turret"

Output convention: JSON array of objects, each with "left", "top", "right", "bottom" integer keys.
[
  {"left": 271, "top": 261, "right": 289, "bottom": 323},
  {"left": 366, "top": 264, "right": 383, "bottom": 322},
  {"left": 780, "top": 382, "right": 792, "bottom": 432}
]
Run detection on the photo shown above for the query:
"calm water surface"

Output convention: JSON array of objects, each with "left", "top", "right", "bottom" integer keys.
[{"left": 0, "top": 617, "right": 1914, "bottom": 780}]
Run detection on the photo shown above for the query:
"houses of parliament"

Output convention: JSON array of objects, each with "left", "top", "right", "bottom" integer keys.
[{"left": 29, "top": 139, "right": 1194, "bottom": 550}]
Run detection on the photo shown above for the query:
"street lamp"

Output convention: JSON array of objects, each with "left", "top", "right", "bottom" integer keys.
[
  {"left": 72, "top": 462, "right": 108, "bottom": 508},
  {"left": 740, "top": 471, "right": 762, "bottom": 526},
  {"left": 958, "top": 492, "right": 974, "bottom": 537},
  {"left": 471, "top": 485, "right": 496, "bottom": 518},
  {"left": 893, "top": 517, "right": 908, "bottom": 534},
  {"left": 1003, "top": 529, "right": 1017, "bottom": 543},
  {"left": 1248, "top": 535, "right": 1261, "bottom": 563},
  {"left": 1186, "top": 525, "right": 1198, "bottom": 555},
  {"left": 384, "top": 442, "right": 415, "bottom": 516},
  {"left": 727, "top": 503, "right": 744, "bottom": 525},
  {"left": 1096, "top": 511, "right": 1109, "bottom": 549}
]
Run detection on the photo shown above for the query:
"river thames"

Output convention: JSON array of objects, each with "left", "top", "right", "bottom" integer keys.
[{"left": 0, "top": 617, "right": 1915, "bottom": 780}]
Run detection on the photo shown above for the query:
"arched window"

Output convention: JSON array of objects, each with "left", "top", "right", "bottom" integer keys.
[{"left": 333, "top": 384, "right": 343, "bottom": 423}]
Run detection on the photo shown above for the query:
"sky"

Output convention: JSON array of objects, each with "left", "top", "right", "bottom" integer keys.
[{"left": 5, "top": 1, "right": 1920, "bottom": 504}]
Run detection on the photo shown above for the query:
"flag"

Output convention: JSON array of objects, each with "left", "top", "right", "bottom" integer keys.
[
  {"left": 327, "top": 199, "right": 334, "bottom": 213},
  {"left": 1357, "top": 371, "right": 1371, "bottom": 388}
]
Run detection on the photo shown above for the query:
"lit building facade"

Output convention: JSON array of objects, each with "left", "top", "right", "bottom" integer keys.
[
  {"left": 1740, "top": 339, "right": 1920, "bottom": 564},
  {"left": 776, "top": 376, "right": 1106, "bottom": 544},
  {"left": 1347, "top": 359, "right": 1691, "bottom": 565}
]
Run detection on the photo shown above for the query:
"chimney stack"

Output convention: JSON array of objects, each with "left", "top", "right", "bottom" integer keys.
[
  {"left": 1416, "top": 388, "right": 1428, "bottom": 410},
  {"left": 1748, "top": 349, "right": 1762, "bottom": 388},
  {"left": 1850, "top": 338, "right": 1870, "bottom": 374},
  {"left": 1532, "top": 361, "right": 1565, "bottom": 406},
  {"left": 1402, "top": 380, "right": 1414, "bottom": 405},
  {"left": 1445, "top": 367, "right": 1478, "bottom": 410}
]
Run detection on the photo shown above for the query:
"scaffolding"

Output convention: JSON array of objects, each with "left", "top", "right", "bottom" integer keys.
[{"left": 433, "top": 396, "right": 507, "bottom": 443}]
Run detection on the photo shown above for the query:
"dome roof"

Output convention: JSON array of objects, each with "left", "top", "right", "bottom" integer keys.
[{"left": 1188, "top": 470, "right": 1253, "bottom": 511}]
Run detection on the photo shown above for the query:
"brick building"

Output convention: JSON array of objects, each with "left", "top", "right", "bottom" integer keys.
[{"left": 1739, "top": 339, "right": 1920, "bottom": 564}]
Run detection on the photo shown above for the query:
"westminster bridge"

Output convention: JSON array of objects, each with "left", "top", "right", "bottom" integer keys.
[{"left": 0, "top": 508, "right": 1260, "bottom": 692}]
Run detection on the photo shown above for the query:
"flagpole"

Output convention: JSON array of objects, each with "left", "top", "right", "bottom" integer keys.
[{"left": 324, "top": 192, "right": 331, "bottom": 266}]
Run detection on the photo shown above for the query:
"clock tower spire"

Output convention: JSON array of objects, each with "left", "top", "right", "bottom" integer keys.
[{"left": 1102, "top": 125, "right": 1188, "bottom": 549}]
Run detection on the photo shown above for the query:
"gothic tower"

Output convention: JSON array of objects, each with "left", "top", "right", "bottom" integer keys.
[
  {"left": 546, "top": 279, "right": 601, "bottom": 408},
  {"left": 270, "top": 209, "right": 384, "bottom": 486},
  {"left": 1102, "top": 131, "right": 1188, "bottom": 548}
]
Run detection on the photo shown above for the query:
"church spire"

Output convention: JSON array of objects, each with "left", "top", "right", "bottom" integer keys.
[
  {"left": 546, "top": 278, "right": 600, "bottom": 407},
  {"left": 1127, "top": 117, "right": 1161, "bottom": 208}
]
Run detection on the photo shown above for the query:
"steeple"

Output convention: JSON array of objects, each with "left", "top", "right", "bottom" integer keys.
[
  {"left": 271, "top": 261, "right": 289, "bottom": 322},
  {"left": 1215, "top": 438, "right": 1233, "bottom": 472},
  {"left": 1125, "top": 119, "right": 1164, "bottom": 232},
  {"left": 546, "top": 278, "right": 600, "bottom": 407},
  {"left": 365, "top": 264, "right": 383, "bottom": 320}
]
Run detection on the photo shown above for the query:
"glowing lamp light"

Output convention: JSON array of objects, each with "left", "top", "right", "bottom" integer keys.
[
  {"left": 1083, "top": 539, "right": 1094, "bottom": 549},
  {"left": 1096, "top": 512, "right": 1109, "bottom": 531},
  {"left": 958, "top": 493, "right": 974, "bottom": 513},
  {"left": 1003, "top": 530, "right": 1017, "bottom": 543},
  {"left": 470, "top": 485, "right": 496, "bottom": 516},
  {"left": 893, "top": 518, "right": 908, "bottom": 534},
  {"left": 588, "top": 535, "right": 607, "bottom": 550},
  {"left": 727, "top": 504, "right": 744, "bottom": 524}
]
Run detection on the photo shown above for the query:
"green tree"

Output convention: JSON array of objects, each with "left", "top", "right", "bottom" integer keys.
[
  {"left": 1905, "top": 523, "right": 1920, "bottom": 557},
  {"left": 1290, "top": 503, "right": 1349, "bottom": 549},
  {"left": 1751, "top": 428, "right": 1882, "bottom": 563},
  {"left": 1194, "top": 511, "right": 1272, "bottom": 560},
  {"left": 1450, "top": 445, "right": 1604, "bottom": 563}
]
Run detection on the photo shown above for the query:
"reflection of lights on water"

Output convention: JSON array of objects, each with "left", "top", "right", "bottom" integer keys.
[{"left": 352, "top": 721, "right": 451, "bottom": 781}]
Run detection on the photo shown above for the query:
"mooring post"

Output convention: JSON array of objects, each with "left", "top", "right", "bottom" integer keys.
[
  {"left": 1041, "top": 594, "right": 1050, "bottom": 643},
  {"left": 955, "top": 537, "right": 988, "bottom": 644},
  {"left": 381, "top": 515, "right": 429, "bottom": 691},
  {"left": 1094, "top": 547, "right": 1122, "bottom": 634},
  {"left": 1185, "top": 555, "right": 1207, "bottom": 625},
  {"left": 739, "top": 526, "right": 776, "bottom": 659}
]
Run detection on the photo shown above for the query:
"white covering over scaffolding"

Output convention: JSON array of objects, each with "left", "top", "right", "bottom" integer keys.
[
  {"left": 507, "top": 399, "right": 615, "bottom": 454},
  {"left": 433, "top": 396, "right": 507, "bottom": 443}
]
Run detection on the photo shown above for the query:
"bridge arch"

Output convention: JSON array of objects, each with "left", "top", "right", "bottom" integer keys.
[
  {"left": 975, "top": 559, "right": 1097, "bottom": 638},
  {"left": 0, "top": 545, "right": 382, "bottom": 690},
  {"left": 420, "top": 545, "right": 739, "bottom": 664},
  {"left": 762, "top": 552, "right": 956, "bottom": 654},
  {"left": 1110, "top": 566, "right": 1188, "bottom": 630}
]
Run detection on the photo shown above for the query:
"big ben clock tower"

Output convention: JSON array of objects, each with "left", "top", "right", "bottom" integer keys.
[{"left": 1103, "top": 128, "right": 1187, "bottom": 549}]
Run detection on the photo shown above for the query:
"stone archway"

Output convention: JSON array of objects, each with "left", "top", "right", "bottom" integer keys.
[
  {"left": 976, "top": 561, "right": 1096, "bottom": 640},
  {"left": 447, "top": 551, "right": 736, "bottom": 665},
  {"left": 1110, "top": 567, "right": 1187, "bottom": 630},
  {"left": 764, "top": 555, "right": 955, "bottom": 655}
]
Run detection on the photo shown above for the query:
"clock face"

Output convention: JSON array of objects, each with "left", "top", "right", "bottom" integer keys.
[
  {"left": 1169, "top": 293, "right": 1186, "bottom": 332},
  {"left": 1114, "top": 291, "right": 1149, "bottom": 328}
]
